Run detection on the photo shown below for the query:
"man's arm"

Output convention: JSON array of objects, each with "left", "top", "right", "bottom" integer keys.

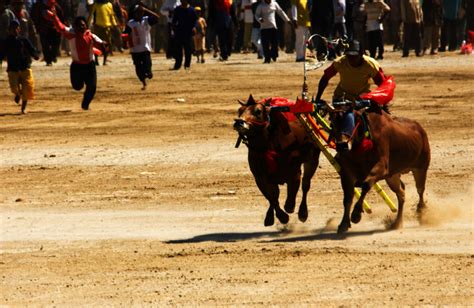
[
  {"left": 143, "top": 6, "right": 160, "bottom": 25},
  {"left": 373, "top": 67, "right": 387, "bottom": 86},
  {"left": 315, "top": 63, "right": 337, "bottom": 102}
]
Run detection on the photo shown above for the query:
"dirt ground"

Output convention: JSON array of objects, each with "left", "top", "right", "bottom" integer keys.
[{"left": 1, "top": 49, "right": 473, "bottom": 306}]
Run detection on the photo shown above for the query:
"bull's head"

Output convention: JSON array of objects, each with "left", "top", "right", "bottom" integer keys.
[{"left": 234, "top": 95, "right": 270, "bottom": 148}]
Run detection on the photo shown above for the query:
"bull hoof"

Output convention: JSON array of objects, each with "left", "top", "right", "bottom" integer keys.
[
  {"left": 337, "top": 222, "right": 350, "bottom": 234},
  {"left": 276, "top": 211, "right": 289, "bottom": 225},
  {"left": 264, "top": 214, "right": 275, "bottom": 227},
  {"left": 298, "top": 209, "right": 308, "bottom": 222},
  {"left": 284, "top": 202, "right": 296, "bottom": 213},
  {"left": 351, "top": 209, "right": 362, "bottom": 224},
  {"left": 390, "top": 220, "right": 403, "bottom": 230}
]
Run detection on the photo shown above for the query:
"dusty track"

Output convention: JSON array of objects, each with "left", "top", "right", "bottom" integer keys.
[{"left": 1, "top": 50, "right": 473, "bottom": 306}]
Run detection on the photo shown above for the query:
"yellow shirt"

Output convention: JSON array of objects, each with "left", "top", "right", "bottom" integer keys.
[
  {"left": 332, "top": 55, "right": 381, "bottom": 100},
  {"left": 88, "top": 2, "right": 117, "bottom": 28}
]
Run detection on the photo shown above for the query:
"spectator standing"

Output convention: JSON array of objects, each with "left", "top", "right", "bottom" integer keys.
[
  {"left": 422, "top": 0, "right": 443, "bottom": 55},
  {"left": 290, "top": 0, "right": 310, "bottom": 62},
  {"left": 351, "top": 0, "right": 366, "bottom": 51},
  {"left": 251, "top": 0, "right": 264, "bottom": 58},
  {"left": 386, "top": 0, "right": 402, "bottom": 51},
  {"left": 364, "top": 0, "right": 390, "bottom": 59},
  {"left": 310, "top": 0, "right": 334, "bottom": 58},
  {"left": 345, "top": 0, "right": 355, "bottom": 40},
  {"left": 3, "top": 20, "right": 39, "bottom": 114},
  {"left": 310, "top": 0, "right": 334, "bottom": 39},
  {"left": 439, "top": 0, "right": 461, "bottom": 52},
  {"left": 48, "top": 13, "right": 107, "bottom": 110},
  {"left": 31, "top": 0, "right": 64, "bottom": 66},
  {"left": 240, "top": 0, "right": 255, "bottom": 52},
  {"left": 255, "top": 0, "right": 290, "bottom": 63},
  {"left": 10, "top": 0, "right": 39, "bottom": 50},
  {"left": 400, "top": 0, "right": 423, "bottom": 57},
  {"left": 127, "top": 3, "right": 159, "bottom": 88},
  {"left": 333, "top": 0, "right": 347, "bottom": 39},
  {"left": 171, "top": 0, "right": 197, "bottom": 69},
  {"left": 208, "top": 0, "right": 236, "bottom": 61},
  {"left": 112, "top": 0, "right": 128, "bottom": 53},
  {"left": 193, "top": 6, "right": 206, "bottom": 62},
  {"left": 160, "top": 0, "right": 181, "bottom": 58},
  {"left": 0, "top": 2, "right": 16, "bottom": 66},
  {"left": 88, "top": 0, "right": 117, "bottom": 64}
]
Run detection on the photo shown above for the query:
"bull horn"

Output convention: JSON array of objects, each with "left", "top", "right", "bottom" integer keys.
[
  {"left": 247, "top": 94, "right": 256, "bottom": 105},
  {"left": 238, "top": 99, "right": 246, "bottom": 106}
]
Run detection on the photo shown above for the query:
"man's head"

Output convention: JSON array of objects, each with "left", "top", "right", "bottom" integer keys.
[
  {"left": 73, "top": 16, "right": 88, "bottom": 33},
  {"left": 345, "top": 40, "right": 363, "bottom": 67},
  {"left": 264, "top": 0, "right": 271, "bottom": 4},
  {"left": 9, "top": 20, "right": 20, "bottom": 36},
  {"left": 132, "top": 4, "right": 144, "bottom": 20},
  {"left": 195, "top": 6, "right": 202, "bottom": 15}
]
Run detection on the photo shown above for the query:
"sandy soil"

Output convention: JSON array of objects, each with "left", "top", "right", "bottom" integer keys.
[{"left": 1, "top": 50, "right": 473, "bottom": 306}]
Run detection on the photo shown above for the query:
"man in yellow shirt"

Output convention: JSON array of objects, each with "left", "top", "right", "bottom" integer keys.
[
  {"left": 315, "top": 40, "right": 387, "bottom": 149},
  {"left": 88, "top": 0, "right": 117, "bottom": 64}
]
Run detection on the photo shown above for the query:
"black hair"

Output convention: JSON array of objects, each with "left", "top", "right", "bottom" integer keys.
[{"left": 74, "top": 16, "right": 87, "bottom": 25}]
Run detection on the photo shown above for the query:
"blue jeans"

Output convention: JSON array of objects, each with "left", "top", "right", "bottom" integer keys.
[{"left": 340, "top": 110, "right": 355, "bottom": 137}]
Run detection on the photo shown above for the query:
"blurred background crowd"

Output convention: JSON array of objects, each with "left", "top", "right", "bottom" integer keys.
[{"left": 1, "top": 0, "right": 473, "bottom": 65}]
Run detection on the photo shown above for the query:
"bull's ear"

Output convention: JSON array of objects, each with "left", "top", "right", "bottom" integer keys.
[{"left": 247, "top": 94, "right": 256, "bottom": 105}]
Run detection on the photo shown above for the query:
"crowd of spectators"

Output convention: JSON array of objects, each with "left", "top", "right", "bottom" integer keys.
[{"left": 1, "top": 0, "right": 473, "bottom": 66}]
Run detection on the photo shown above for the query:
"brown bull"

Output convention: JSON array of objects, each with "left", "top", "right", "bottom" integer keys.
[
  {"left": 330, "top": 104, "right": 430, "bottom": 233},
  {"left": 234, "top": 95, "right": 321, "bottom": 226}
]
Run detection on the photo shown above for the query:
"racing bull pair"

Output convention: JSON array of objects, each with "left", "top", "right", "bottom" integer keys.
[{"left": 234, "top": 92, "right": 430, "bottom": 234}]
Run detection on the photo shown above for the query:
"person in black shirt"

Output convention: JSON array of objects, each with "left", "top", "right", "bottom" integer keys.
[
  {"left": 3, "top": 20, "right": 39, "bottom": 114},
  {"left": 171, "top": 0, "right": 197, "bottom": 70}
]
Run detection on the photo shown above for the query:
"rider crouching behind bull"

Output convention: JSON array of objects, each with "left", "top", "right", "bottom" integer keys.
[{"left": 315, "top": 40, "right": 387, "bottom": 151}]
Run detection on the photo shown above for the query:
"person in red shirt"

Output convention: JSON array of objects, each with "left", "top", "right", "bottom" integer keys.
[{"left": 47, "top": 13, "right": 108, "bottom": 110}]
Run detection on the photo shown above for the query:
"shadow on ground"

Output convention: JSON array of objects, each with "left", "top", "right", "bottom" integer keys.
[{"left": 166, "top": 228, "right": 389, "bottom": 244}]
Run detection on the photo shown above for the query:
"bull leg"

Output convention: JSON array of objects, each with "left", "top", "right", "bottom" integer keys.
[
  {"left": 413, "top": 168, "right": 428, "bottom": 214},
  {"left": 254, "top": 178, "right": 288, "bottom": 226},
  {"left": 385, "top": 174, "right": 405, "bottom": 230},
  {"left": 284, "top": 173, "right": 300, "bottom": 214},
  {"left": 338, "top": 174, "right": 355, "bottom": 234},
  {"left": 363, "top": 158, "right": 389, "bottom": 188},
  {"left": 298, "top": 152, "right": 320, "bottom": 222},
  {"left": 351, "top": 184, "right": 370, "bottom": 224}
]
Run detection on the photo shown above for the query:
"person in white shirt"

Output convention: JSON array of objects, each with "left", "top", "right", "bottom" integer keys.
[
  {"left": 255, "top": 0, "right": 290, "bottom": 63},
  {"left": 240, "top": 0, "right": 255, "bottom": 52},
  {"left": 127, "top": 3, "right": 160, "bottom": 90},
  {"left": 364, "top": 0, "right": 390, "bottom": 59}
]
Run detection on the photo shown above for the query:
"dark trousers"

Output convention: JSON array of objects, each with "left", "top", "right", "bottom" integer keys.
[
  {"left": 217, "top": 26, "right": 232, "bottom": 60},
  {"left": 39, "top": 30, "right": 61, "bottom": 64},
  {"left": 261, "top": 28, "right": 279, "bottom": 62},
  {"left": 131, "top": 51, "right": 152, "bottom": 81},
  {"left": 367, "top": 29, "right": 384, "bottom": 58},
  {"left": 166, "top": 23, "right": 176, "bottom": 59},
  {"left": 174, "top": 36, "right": 193, "bottom": 69},
  {"left": 70, "top": 61, "right": 97, "bottom": 110},
  {"left": 403, "top": 22, "right": 422, "bottom": 56},
  {"left": 440, "top": 19, "right": 458, "bottom": 51}
]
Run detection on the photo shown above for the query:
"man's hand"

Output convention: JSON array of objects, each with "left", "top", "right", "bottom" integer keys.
[{"left": 44, "top": 9, "right": 55, "bottom": 20}]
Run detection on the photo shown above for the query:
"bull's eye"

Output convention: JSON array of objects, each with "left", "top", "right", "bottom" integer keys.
[{"left": 254, "top": 109, "right": 262, "bottom": 117}]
